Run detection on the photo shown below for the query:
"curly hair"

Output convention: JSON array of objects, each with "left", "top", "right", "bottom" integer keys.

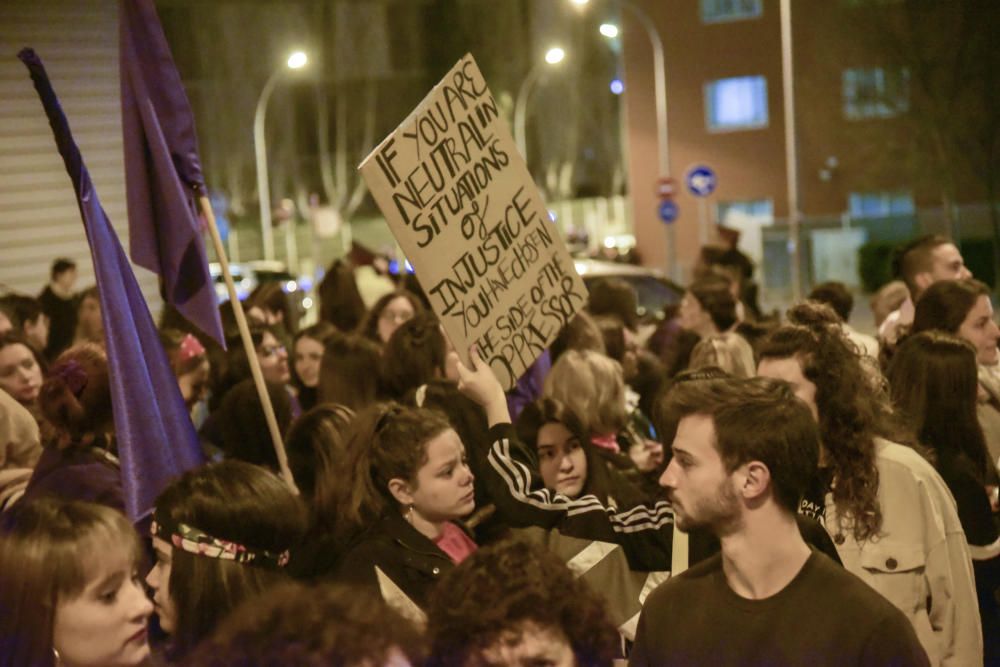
[
  {"left": 758, "top": 301, "right": 885, "bottom": 541},
  {"left": 187, "top": 581, "right": 425, "bottom": 667},
  {"left": 38, "top": 343, "right": 112, "bottom": 446},
  {"left": 426, "top": 538, "right": 619, "bottom": 667}
]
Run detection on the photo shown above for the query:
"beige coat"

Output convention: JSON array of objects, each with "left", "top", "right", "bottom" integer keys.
[
  {"left": 825, "top": 439, "right": 982, "bottom": 667},
  {"left": 0, "top": 388, "right": 41, "bottom": 509},
  {"left": 977, "top": 364, "right": 1000, "bottom": 472}
]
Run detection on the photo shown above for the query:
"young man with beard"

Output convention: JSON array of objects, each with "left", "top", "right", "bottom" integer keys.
[{"left": 630, "top": 377, "right": 928, "bottom": 667}]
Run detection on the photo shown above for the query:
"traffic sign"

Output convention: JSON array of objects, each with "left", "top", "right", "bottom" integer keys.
[
  {"left": 656, "top": 176, "right": 676, "bottom": 198},
  {"left": 658, "top": 199, "right": 679, "bottom": 224},
  {"left": 685, "top": 165, "right": 717, "bottom": 197}
]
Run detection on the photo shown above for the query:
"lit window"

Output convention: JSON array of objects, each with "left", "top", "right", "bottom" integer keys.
[
  {"left": 848, "top": 190, "right": 914, "bottom": 218},
  {"left": 843, "top": 67, "right": 909, "bottom": 120},
  {"left": 717, "top": 199, "right": 774, "bottom": 225},
  {"left": 701, "top": 0, "right": 763, "bottom": 23},
  {"left": 705, "top": 76, "right": 768, "bottom": 131}
]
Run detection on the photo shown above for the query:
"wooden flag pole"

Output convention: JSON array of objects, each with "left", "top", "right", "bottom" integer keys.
[{"left": 198, "top": 195, "right": 297, "bottom": 492}]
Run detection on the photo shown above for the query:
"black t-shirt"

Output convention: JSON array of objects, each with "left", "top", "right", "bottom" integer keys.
[{"left": 630, "top": 550, "right": 929, "bottom": 667}]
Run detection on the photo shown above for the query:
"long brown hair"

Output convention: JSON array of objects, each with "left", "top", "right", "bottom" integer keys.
[
  {"left": 317, "top": 333, "right": 380, "bottom": 411},
  {"left": 0, "top": 498, "right": 143, "bottom": 667},
  {"left": 758, "top": 302, "right": 885, "bottom": 541},
  {"left": 285, "top": 403, "right": 355, "bottom": 535},
  {"left": 153, "top": 461, "right": 306, "bottom": 659},
  {"left": 330, "top": 403, "right": 451, "bottom": 540},
  {"left": 887, "top": 332, "right": 992, "bottom": 483}
]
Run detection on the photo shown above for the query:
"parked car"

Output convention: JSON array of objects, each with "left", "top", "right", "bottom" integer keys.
[
  {"left": 209, "top": 260, "right": 313, "bottom": 326},
  {"left": 573, "top": 258, "right": 684, "bottom": 324}
]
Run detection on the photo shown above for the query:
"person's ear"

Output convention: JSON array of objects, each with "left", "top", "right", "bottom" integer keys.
[
  {"left": 387, "top": 478, "right": 415, "bottom": 506},
  {"left": 913, "top": 271, "right": 934, "bottom": 294},
  {"left": 740, "top": 461, "right": 772, "bottom": 502}
]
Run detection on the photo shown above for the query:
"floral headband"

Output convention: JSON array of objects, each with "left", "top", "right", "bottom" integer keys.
[
  {"left": 177, "top": 334, "right": 206, "bottom": 364},
  {"left": 150, "top": 514, "right": 290, "bottom": 569}
]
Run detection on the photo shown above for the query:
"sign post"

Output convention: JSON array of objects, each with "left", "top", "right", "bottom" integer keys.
[
  {"left": 359, "top": 54, "right": 588, "bottom": 390},
  {"left": 685, "top": 164, "right": 717, "bottom": 247}
]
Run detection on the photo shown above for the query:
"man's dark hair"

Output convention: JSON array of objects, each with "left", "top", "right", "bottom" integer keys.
[
  {"left": 688, "top": 274, "right": 738, "bottom": 332},
  {"left": 0, "top": 294, "right": 44, "bottom": 331},
  {"left": 427, "top": 538, "right": 619, "bottom": 667},
  {"left": 661, "top": 376, "right": 820, "bottom": 514},
  {"left": 50, "top": 258, "right": 76, "bottom": 281},
  {"left": 808, "top": 282, "right": 853, "bottom": 322},
  {"left": 587, "top": 277, "right": 639, "bottom": 331},
  {"left": 893, "top": 234, "right": 951, "bottom": 296}
]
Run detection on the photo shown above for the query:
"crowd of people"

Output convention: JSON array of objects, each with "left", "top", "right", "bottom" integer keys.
[{"left": 0, "top": 233, "right": 998, "bottom": 666}]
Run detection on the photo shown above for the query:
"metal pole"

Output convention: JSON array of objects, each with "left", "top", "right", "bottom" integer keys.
[
  {"left": 514, "top": 66, "right": 543, "bottom": 162},
  {"left": 254, "top": 69, "right": 281, "bottom": 262},
  {"left": 620, "top": 1, "right": 675, "bottom": 280},
  {"left": 780, "top": 0, "right": 802, "bottom": 301}
]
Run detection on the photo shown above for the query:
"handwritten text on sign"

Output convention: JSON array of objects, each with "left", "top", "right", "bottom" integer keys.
[{"left": 360, "top": 54, "right": 587, "bottom": 390}]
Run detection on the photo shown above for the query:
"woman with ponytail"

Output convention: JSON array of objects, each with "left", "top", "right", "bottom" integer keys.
[
  {"left": 327, "top": 348, "right": 676, "bottom": 621},
  {"left": 21, "top": 343, "right": 123, "bottom": 510},
  {"left": 757, "top": 301, "right": 981, "bottom": 666}
]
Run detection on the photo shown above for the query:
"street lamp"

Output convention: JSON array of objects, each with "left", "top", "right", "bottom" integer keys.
[
  {"left": 575, "top": 0, "right": 675, "bottom": 280},
  {"left": 254, "top": 50, "right": 308, "bottom": 262},
  {"left": 514, "top": 46, "right": 566, "bottom": 162}
]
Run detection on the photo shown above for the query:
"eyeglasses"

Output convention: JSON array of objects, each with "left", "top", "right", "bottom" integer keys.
[
  {"left": 379, "top": 309, "right": 413, "bottom": 324},
  {"left": 260, "top": 344, "right": 286, "bottom": 357}
]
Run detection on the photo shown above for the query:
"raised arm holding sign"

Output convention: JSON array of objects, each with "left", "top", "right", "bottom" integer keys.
[{"left": 359, "top": 54, "right": 588, "bottom": 390}]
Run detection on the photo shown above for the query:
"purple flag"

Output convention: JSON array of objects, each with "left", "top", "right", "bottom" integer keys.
[
  {"left": 19, "top": 48, "right": 205, "bottom": 521},
  {"left": 119, "top": 0, "right": 225, "bottom": 347}
]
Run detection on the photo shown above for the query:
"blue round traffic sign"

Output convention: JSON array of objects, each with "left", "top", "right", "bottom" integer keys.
[
  {"left": 685, "top": 165, "right": 717, "bottom": 197},
  {"left": 658, "top": 199, "right": 679, "bottom": 224}
]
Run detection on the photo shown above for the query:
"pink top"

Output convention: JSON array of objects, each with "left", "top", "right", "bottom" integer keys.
[
  {"left": 591, "top": 432, "right": 621, "bottom": 454},
  {"left": 434, "top": 521, "right": 478, "bottom": 564}
]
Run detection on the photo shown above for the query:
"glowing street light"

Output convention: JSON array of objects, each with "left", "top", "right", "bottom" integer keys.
[
  {"left": 254, "top": 50, "right": 309, "bottom": 261},
  {"left": 544, "top": 47, "right": 565, "bottom": 65},
  {"left": 515, "top": 47, "right": 567, "bottom": 161},
  {"left": 610, "top": 78, "right": 625, "bottom": 95},
  {"left": 286, "top": 50, "right": 307, "bottom": 69},
  {"left": 599, "top": 23, "right": 619, "bottom": 38}
]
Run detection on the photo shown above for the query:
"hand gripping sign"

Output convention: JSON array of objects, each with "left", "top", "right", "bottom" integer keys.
[{"left": 359, "top": 54, "right": 588, "bottom": 390}]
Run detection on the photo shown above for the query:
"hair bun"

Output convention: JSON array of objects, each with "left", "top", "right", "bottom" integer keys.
[{"left": 787, "top": 301, "right": 841, "bottom": 330}]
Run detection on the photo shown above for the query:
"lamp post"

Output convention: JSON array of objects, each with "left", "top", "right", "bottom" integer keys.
[
  {"left": 254, "top": 50, "right": 307, "bottom": 262},
  {"left": 574, "top": 0, "right": 674, "bottom": 279},
  {"left": 779, "top": 0, "right": 802, "bottom": 301},
  {"left": 514, "top": 46, "right": 565, "bottom": 163}
]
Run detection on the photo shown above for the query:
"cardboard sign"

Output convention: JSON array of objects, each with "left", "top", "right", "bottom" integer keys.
[{"left": 359, "top": 54, "right": 587, "bottom": 390}]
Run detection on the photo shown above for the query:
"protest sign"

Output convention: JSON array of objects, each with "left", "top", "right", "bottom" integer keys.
[{"left": 360, "top": 54, "right": 588, "bottom": 390}]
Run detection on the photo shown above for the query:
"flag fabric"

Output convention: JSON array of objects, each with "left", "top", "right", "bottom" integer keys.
[
  {"left": 119, "top": 0, "right": 225, "bottom": 347},
  {"left": 18, "top": 48, "right": 205, "bottom": 521}
]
